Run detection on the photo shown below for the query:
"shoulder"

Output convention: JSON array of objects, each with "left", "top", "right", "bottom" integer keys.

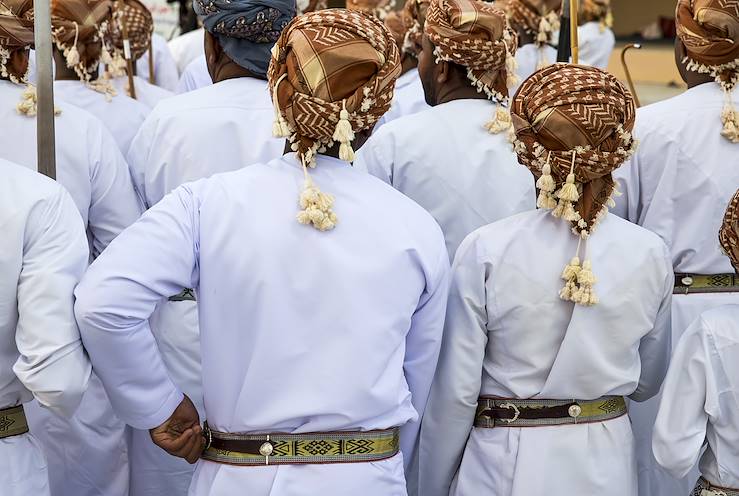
[
  {"left": 0, "top": 159, "right": 68, "bottom": 211},
  {"left": 697, "top": 305, "right": 739, "bottom": 341},
  {"left": 602, "top": 213, "right": 670, "bottom": 254}
]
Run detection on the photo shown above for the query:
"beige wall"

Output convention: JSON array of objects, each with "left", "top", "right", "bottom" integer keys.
[{"left": 612, "top": 0, "right": 677, "bottom": 36}]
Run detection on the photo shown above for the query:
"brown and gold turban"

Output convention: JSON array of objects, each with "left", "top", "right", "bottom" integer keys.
[
  {"left": 676, "top": 0, "right": 739, "bottom": 143},
  {"left": 0, "top": 0, "right": 34, "bottom": 83},
  {"left": 502, "top": 0, "right": 560, "bottom": 46},
  {"left": 425, "top": 0, "right": 518, "bottom": 132},
  {"left": 51, "top": 0, "right": 114, "bottom": 82},
  {"left": 345, "top": 0, "right": 395, "bottom": 21},
  {"left": 268, "top": 9, "right": 400, "bottom": 231},
  {"left": 402, "top": 0, "right": 430, "bottom": 57},
  {"left": 511, "top": 63, "right": 637, "bottom": 306},
  {"left": 720, "top": 189, "right": 739, "bottom": 272},
  {"left": 384, "top": 10, "right": 406, "bottom": 52},
  {"left": 580, "top": 0, "right": 612, "bottom": 31},
  {"left": 108, "top": 0, "right": 153, "bottom": 62}
]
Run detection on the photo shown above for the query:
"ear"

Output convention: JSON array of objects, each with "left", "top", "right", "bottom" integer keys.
[
  {"left": 204, "top": 31, "right": 222, "bottom": 65},
  {"left": 436, "top": 59, "right": 450, "bottom": 84}
]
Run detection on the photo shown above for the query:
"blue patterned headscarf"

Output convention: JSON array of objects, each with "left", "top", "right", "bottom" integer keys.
[{"left": 193, "top": 0, "right": 295, "bottom": 76}]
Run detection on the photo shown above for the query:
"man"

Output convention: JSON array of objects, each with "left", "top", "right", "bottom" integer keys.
[
  {"left": 50, "top": 0, "right": 149, "bottom": 152},
  {"left": 168, "top": 26, "right": 204, "bottom": 73},
  {"left": 502, "top": 0, "right": 560, "bottom": 85},
  {"left": 578, "top": 0, "right": 615, "bottom": 70},
  {"left": 653, "top": 190, "right": 739, "bottom": 496},
  {"left": 0, "top": 159, "right": 92, "bottom": 496},
  {"left": 75, "top": 9, "right": 448, "bottom": 496},
  {"left": 137, "top": 31, "right": 180, "bottom": 91},
  {"left": 106, "top": 0, "right": 173, "bottom": 109},
  {"left": 420, "top": 63, "right": 673, "bottom": 496},
  {"left": 355, "top": 0, "right": 534, "bottom": 260},
  {"left": 612, "top": 1, "right": 739, "bottom": 494}
]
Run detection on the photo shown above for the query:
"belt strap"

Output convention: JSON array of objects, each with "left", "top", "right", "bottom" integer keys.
[
  {"left": 695, "top": 477, "right": 739, "bottom": 496},
  {"left": 168, "top": 288, "right": 196, "bottom": 302},
  {"left": 0, "top": 405, "right": 29, "bottom": 439},
  {"left": 674, "top": 273, "right": 739, "bottom": 295},
  {"left": 201, "top": 424, "right": 400, "bottom": 466},
  {"left": 475, "top": 396, "right": 627, "bottom": 428}
]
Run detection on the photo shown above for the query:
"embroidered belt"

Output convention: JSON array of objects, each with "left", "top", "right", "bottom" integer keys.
[
  {"left": 474, "top": 396, "right": 627, "bottom": 428},
  {"left": 168, "top": 288, "right": 196, "bottom": 302},
  {"left": 674, "top": 273, "right": 739, "bottom": 295},
  {"left": 693, "top": 477, "right": 739, "bottom": 496},
  {"left": 0, "top": 405, "right": 29, "bottom": 439},
  {"left": 201, "top": 424, "right": 400, "bottom": 466}
]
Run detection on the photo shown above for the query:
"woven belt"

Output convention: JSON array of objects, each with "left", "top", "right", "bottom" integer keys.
[
  {"left": 693, "top": 477, "right": 739, "bottom": 496},
  {"left": 168, "top": 288, "right": 196, "bottom": 302},
  {"left": 674, "top": 273, "right": 739, "bottom": 295},
  {"left": 201, "top": 424, "right": 399, "bottom": 466},
  {"left": 474, "top": 396, "right": 627, "bottom": 428},
  {"left": 0, "top": 405, "right": 29, "bottom": 439}
]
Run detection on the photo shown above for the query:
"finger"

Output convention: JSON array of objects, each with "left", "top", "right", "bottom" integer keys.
[
  {"left": 159, "top": 428, "right": 194, "bottom": 453},
  {"left": 184, "top": 434, "right": 205, "bottom": 464},
  {"left": 172, "top": 429, "right": 200, "bottom": 458}
]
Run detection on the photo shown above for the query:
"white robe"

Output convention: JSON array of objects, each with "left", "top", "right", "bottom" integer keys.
[
  {"left": 125, "top": 75, "right": 283, "bottom": 495},
  {"left": 138, "top": 33, "right": 181, "bottom": 92},
  {"left": 419, "top": 210, "right": 673, "bottom": 496},
  {"left": 168, "top": 28, "right": 205, "bottom": 74},
  {"left": 514, "top": 43, "right": 557, "bottom": 89},
  {"left": 375, "top": 68, "right": 429, "bottom": 129},
  {"left": 110, "top": 75, "right": 174, "bottom": 110},
  {"left": 74, "top": 153, "right": 450, "bottom": 496},
  {"left": 578, "top": 22, "right": 615, "bottom": 70},
  {"left": 176, "top": 55, "right": 210, "bottom": 94},
  {"left": 53, "top": 79, "right": 149, "bottom": 154},
  {"left": 0, "top": 159, "right": 91, "bottom": 496},
  {"left": 355, "top": 98, "right": 535, "bottom": 261},
  {"left": 653, "top": 305, "right": 739, "bottom": 490},
  {"left": 613, "top": 82, "right": 739, "bottom": 496}
]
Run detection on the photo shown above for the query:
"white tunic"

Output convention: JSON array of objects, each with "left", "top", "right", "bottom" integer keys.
[
  {"left": 419, "top": 210, "right": 673, "bottom": 496},
  {"left": 514, "top": 43, "right": 557, "bottom": 88},
  {"left": 375, "top": 68, "right": 429, "bottom": 128},
  {"left": 176, "top": 55, "right": 210, "bottom": 94},
  {"left": 138, "top": 33, "right": 181, "bottom": 92},
  {"left": 653, "top": 305, "right": 739, "bottom": 490},
  {"left": 53, "top": 79, "right": 149, "bottom": 154},
  {"left": 613, "top": 82, "right": 739, "bottom": 496},
  {"left": 578, "top": 22, "right": 615, "bottom": 70},
  {"left": 355, "top": 98, "right": 535, "bottom": 261},
  {"left": 110, "top": 75, "right": 174, "bottom": 110},
  {"left": 74, "top": 153, "right": 450, "bottom": 496},
  {"left": 0, "top": 159, "right": 91, "bottom": 496},
  {"left": 168, "top": 28, "right": 205, "bottom": 74}
]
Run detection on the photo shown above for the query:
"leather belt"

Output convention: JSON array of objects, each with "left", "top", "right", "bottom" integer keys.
[
  {"left": 475, "top": 396, "right": 627, "bottom": 428},
  {"left": 0, "top": 405, "right": 29, "bottom": 439},
  {"left": 694, "top": 476, "right": 739, "bottom": 496},
  {"left": 674, "top": 273, "right": 739, "bottom": 295},
  {"left": 168, "top": 288, "right": 196, "bottom": 302},
  {"left": 201, "top": 423, "right": 399, "bottom": 466}
]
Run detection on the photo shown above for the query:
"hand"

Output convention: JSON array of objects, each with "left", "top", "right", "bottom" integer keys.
[{"left": 149, "top": 394, "right": 204, "bottom": 464}]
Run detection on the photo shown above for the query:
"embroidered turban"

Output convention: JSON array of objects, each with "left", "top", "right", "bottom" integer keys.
[
  {"left": 194, "top": 0, "right": 295, "bottom": 77},
  {"left": 296, "top": 0, "right": 327, "bottom": 15},
  {"left": 402, "top": 0, "right": 430, "bottom": 57},
  {"left": 511, "top": 63, "right": 637, "bottom": 306},
  {"left": 108, "top": 0, "right": 153, "bottom": 61},
  {"left": 268, "top": 8, "right": 400, "bottom": 231},
  {"left": 425, "top": 0, "right": 518, "bottom": 131},
  {"left": 502, "top": 0, "right": 560, "bottom": 46},
  {"left": 676, "top": 0, "right": 739, "bottom": 143},
  {"left": 51, "top": 0, "right": 114, "bottom": 81},
  {"left": 0, "top": 0, "right": 34, "bottom": 83},
  {"left": 345, "top": 0, "right": 395, "bottom": 21},
  {"left": 720, "top": 189, "right": 739, "bottom": 272},
  {"left": 580, "top": 0, "right": 611, "bottom": 29}
]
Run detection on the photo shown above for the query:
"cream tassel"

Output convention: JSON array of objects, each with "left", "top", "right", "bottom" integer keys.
[
  {"left": 16, "top": 84, "right": 62, "bottom": 116},
  {"left": 485, "top": 105, "right": 512, "bottom": 134},
  {"left": 296, "top": 155, "right": 337, "bottom": 231},
  {"left": 332, "top": 100, "right": 355, "bottom": 162},
  {"left": 536, "top": 152, "right": 558, "bottom": 209},
  {"left": 556, "top": 151, "right": 580, "bottom": 202},
  {"left": 720, "top": 89, "right": 739, "bottom": 144},
  {"left": 504, "top": 39, "right": 519, "bottom": 90},
  {"left": 572, "top": 259, "right": 598, "bottom": 306},
  {"left": 65, "top": 22, "right": 81, "bottom": 68},
  {"left": 271, "top": 73, "right": 291, "bottom": 138},
  {"left": 559, "top": 248, "right": 581, "bottom": 301}
]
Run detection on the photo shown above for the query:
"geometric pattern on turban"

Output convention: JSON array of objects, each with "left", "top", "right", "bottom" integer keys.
[
  {"left": 345, "top": 0, "right": 395, "bottom": 21},
  {"left": 401, "top": 0, "right": 430, "bottom": 57},
  {"left": 502, "top": 0, "right": 561, "bottom": 46},
  {"left": 51, "top": 0, "right": 113, "bottom": 81},
  {"left": 108, "top": 0, "right": 153, "bottom": 61}
]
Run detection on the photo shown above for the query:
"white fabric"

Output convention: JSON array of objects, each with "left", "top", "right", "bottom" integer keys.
[
  {"left": 375, "top": 68, "right": 429, "bottom": 129},
  {"left": 355, "top": 98, "right": 535, "bottom": 261},
  {"left": 74, "top": 153, "right": 450, "bottom": 495},
  {"left": 513, "top": 43, "right": 557, "bottom": 91},
  {"left": 168, "top": 28, "right": 205, "bottom": 74},
  {"left": 0, "top": 159, "right": 91, "bottom": 496},
  {"left": 613, "top": 82, "right": 739, "bottom": 496},
  {"left": 138, "top": 33, "right": 180, "bottom": 92},
  {"left": 176, "top": 55, "right": 210, "bottom": 94},
  {"left": 654, "top": 305, "right": 739, "bottom": 490},
  {"left": 419, "top": 210, "right": 673, "bottom": 496},
  {"left": 578, "top": 22, "right": 615, "bottom": 70},
  {"left": 110, "top": 75, "right": 174, "bottom": 110},
  {"left": 53, "top": 79, "right": 149, "bottom": 154}
]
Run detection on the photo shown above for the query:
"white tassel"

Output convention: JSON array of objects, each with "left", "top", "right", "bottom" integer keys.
[
  {"left": 536, "top": 152, "right": 556, "bottom": 192},
  {"left": 485, "top": 106, "right": 512, "bottom": 134},
  {"left": 296, "top": 159, "right": 337, "bottom": 231},
  {"left": 557, "top": 151, "right": 580, "bottom": 202},
  {"left": 66, "top": 22, "right": 81, "bottom": 67},
  {"left": 16, "top": 84, "right": 62, "bottom": 116},
  {"left": 271, "top": 73, "right": 291, "bottom": 138},
  {"left": 504, "top": 40, "right": 519, "bottom": 89},
  {"left": 332, "top": 100, "right": 355, "bottom": 162},
  {"left": 721, "top": 97, "right": 739, "bottom": 144}
]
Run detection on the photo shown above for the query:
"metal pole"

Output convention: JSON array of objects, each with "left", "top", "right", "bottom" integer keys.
[
  {"left": 33, "top": 0, "right": 56, "bottom": 180},
  {"left": 569, "top": 0, "right": 579, "bottom": 64},
  {"left": 621, "top": 44, "right": 642, "bottom": 108},
  {"left": 556, "top": 0, "right": 571, "bottom": 62}
]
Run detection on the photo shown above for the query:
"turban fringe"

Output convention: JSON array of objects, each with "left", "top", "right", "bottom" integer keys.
[
  {"left": 676, "top": 0, "right": 739, "bottom": 142},
  {"left": 268, "top": 9, "right": 400, "bottom": 231},
  {"left": 502, "top": 0, "right": 560, "bottom": 47},
  {"left": 108, "top": 0, "right": 153, "bottom": 62},
  {"left": 720, "top": 189, "right": 739, "bottom": 272},
  {"left": 0, "top": 0, "right": 34, "bottom": 83},
  {"left": 402, "top": 0, "right": 430, "bottom": 58},
  {"left": 511, "top": 63, "right": 637, "bottom": 306}
]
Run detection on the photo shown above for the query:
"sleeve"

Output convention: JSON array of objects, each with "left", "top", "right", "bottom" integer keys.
[
  {"left": 88, "top": 125, "right": 144, "bottom": 257},
  {"left": 630, "top": 244, "right": 673, "bottom": 402},
  {"left": 74, "top": 182, "right": 203, "bottom": 429},
  {"left": 126, "top": 113, "right": 158, "bottom": 209},
  {"left": 14, "top": 186, "right": 92, "bottom": 418},
  {"left": 417, "top": 235, "right": 489, "bottom": 496},
  {"left": 401, "top": 235, "right": 450, "bottom": 492},
  {"left": 652, "top": 316, "right": 714, "bottom": 479},
  {"left": 353, "top": 128, "right": 395, "bottom": 185}
]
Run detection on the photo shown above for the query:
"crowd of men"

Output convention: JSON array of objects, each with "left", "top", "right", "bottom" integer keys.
[{"left": 0, "top": 0, "right": 737, "bottom": 495}]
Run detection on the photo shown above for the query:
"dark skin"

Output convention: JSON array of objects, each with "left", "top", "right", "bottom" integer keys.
[
  {"left": 149, "top": 394, "right": 203, "bottom": 464},
  {"left": 204, "top": 30, "right": 264, "bottom": 83},
  {"left": 417, "top": 34, "right": 491, "bottom": 106},
  {"left": 674, "top": 39, "right": 714, "bottom": 89},
  {"left": 281, "top": 128, "right": 373, "bottom": 160},
  {"left": 400, "top": 52, "right": 418, "bottom": 77},
  {"left": 52, "top": 48, "right": 100, "bottom": 81}
]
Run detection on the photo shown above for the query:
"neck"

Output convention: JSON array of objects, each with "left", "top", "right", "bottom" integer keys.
[
  {"left": 400, "top": 55, "right": 417, "bottom": 76},
  {"left": 686, "top": 74, "right": 716, "bottom": 89},
  {"left": 211, "top": 58, "right": 262, "bottom": 83},
  {"left": 435, "top": 84, "right": 488, "bottom": 105},
  {"left": 53, "top": 51, "right": 98, "bottom": 81}
]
